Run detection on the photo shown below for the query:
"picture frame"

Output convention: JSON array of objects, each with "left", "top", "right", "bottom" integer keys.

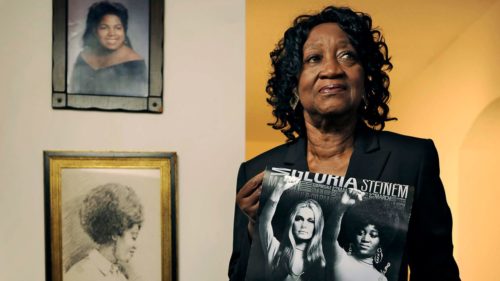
[
  {"left": 52, "top": 0, "right": 164, "bottom": 113},
  {"left": 44, "top": 151, "right": 177, "bottom": 281}
]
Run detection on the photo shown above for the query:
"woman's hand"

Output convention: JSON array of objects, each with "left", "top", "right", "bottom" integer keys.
[
  {"left": 340, "top": 188, "right": 365, "bottom": 207},
  {"left": 236, "top": 172, "right": 264, "bottom": 225}
]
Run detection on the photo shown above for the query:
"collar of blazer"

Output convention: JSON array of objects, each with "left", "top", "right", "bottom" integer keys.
[{"left": 282, "top": 122, "right": 390, "bottom": 181}]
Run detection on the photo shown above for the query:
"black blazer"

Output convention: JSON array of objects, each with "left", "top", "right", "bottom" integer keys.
[{"left": 229, "top": 125, "right": 460, "bottom": 281}]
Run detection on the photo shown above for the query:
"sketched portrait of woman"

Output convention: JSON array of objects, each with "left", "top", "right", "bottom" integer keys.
[
  {"left": 64, "top": 183, "right": 143, "bottom": 281},
  {"left": 61, "top": 168, "right": 162, "bottom": 281}
]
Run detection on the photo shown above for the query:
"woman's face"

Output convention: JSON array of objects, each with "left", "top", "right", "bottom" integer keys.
[
  {"left": 298, "top": 22, "right": 364, "bottom": 122},
  {"left": 114, "top": 223, "right": 140, "bottom": 263},
  {"left": 96, "top": 14, "right": 125, "bottom": 51},
  {"left": 292, "top": 206, "right": 315, "bottom": 241},
  {"left": 354, "top": 224, "right": 380, "bottom": 257}
]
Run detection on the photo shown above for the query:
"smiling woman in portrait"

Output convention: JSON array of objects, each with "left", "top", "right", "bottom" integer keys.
[
  {"left": 64, "top": 183, "right": 144, "bottom": 281},
  {"left": 69, "top": 1, "right": 148, "bottom": 97}
]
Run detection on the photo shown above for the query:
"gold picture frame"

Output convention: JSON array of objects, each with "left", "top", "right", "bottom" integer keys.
[{"left": 44, "top": 151, "right": 177, "bottom": 281}]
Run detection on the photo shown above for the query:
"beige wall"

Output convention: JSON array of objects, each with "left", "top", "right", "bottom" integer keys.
[
  {"left": 387, "top": 2, "right": 500, "bottom": 279},
  {"left": 0, "top": 0, "right": 244, "bottom": 280},
  {"left": 247, "top": 0, "right": 500, "bottom": 279}
]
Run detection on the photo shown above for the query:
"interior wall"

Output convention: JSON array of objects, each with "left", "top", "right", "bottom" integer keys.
[
  {"left": 0, "top": 0, "right": 245, "bottom": 280},
  {"left": 386, "top": 2, "right": 500, "bottom": 279},
  {"left": 459, "top": 99, "right": 500, "bottom": 281},
  {"left": 247, "top": 0, "right": 500, "bottom": 279}
]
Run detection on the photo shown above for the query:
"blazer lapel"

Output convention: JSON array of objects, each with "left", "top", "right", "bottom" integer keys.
[
  {"left": 283, "top": 137, "right": 308, "bottom": 171},
  {"left": 346, "top": 124, "right": 390, "bottom": 180}
]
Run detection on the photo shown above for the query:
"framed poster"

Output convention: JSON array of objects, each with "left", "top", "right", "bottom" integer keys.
[
  {"left": 52, "top": 0, "right": 164, "bottom": 113},
  {"left": 44, "top": 151, "right": 177, "bottom": 281}
]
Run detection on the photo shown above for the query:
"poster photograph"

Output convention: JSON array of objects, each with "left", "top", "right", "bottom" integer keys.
[
  {"left": 52, "top": 0, "right": 164, "bottom": 112},
  {"left": 245, "top": 167, "right": 414, "bottom": 281},
  {"left": 44, "top": 151, "right": 176, "bottom": 281}
]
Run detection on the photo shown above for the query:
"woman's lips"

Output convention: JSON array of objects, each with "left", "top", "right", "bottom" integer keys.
[
  {"left": 358, "top": 243, "right": 371, "bottom": 249},
  {"left": 319, "top": 84, "right": 347, "bottom": 94}
]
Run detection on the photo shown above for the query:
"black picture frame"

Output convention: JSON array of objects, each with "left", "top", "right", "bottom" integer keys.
[
  {"left": 52, "top": 0, "right": 164, "bottom": 113},
  {"left": 44, "top": 151, "right": 177, "bottom": 281}
]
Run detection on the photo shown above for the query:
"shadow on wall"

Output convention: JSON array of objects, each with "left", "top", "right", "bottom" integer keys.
[{"left": 459, "top": 97, "right": 500, "bottom": 280}]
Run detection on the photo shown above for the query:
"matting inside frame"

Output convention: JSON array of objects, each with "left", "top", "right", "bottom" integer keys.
[{"left": 60, "top": 168, "right": 162, "bottom": 281}]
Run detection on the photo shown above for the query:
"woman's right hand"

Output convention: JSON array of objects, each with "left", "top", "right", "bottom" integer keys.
[{"left": 236, "top": 172, "right": 264, "bottom": 225}]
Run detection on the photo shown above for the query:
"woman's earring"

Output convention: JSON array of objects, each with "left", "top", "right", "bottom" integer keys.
[
  {"left": 362, "top": 93, "right": 368, "bottom": 111},
  {"left": 348, "top": 243, "right": 353, "bottom": 255},
  {"left": 374, "top": 247, "right": 383, "bottom": 264},
  {"left": 382, "top": 262, "right": 391, "bottom": 275},
  {"left": 290, "top": 88, "right": 300, "bottom": 110}
]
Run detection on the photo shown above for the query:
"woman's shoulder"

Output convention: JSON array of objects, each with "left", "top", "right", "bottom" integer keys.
[
  {"left": 336, "top": 255, "right": 388, "bottom": 281},
  {"left": 248, "top": 142, "right": 294, "bottom": 162},
  {"left": 118, "top": 46, "right": 144, "bottom": 63},
  {"left": 238, "top": 139, "right": 303, "bottom": 181},
  {"left": 375, "top": 129, "right": 435, "bottom": 152},
  {"left": 64, "top": 255, "right": 93, "bottom": 279},
  {"left": 80, "top": 47, "right": 145, "bottom": 70},
  {"left": 245, "top": 138, "right": 302, "bottom": 166}
]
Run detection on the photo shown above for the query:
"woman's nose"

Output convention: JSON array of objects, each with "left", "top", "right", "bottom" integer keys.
[
  {"left": 319, "top": 57, "right": 344, "bottom": 78},
  {"left": 361, "top": 233, "right": 370, "bottom": 241}
]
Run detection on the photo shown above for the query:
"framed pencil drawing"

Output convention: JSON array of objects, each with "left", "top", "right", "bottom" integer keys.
[
  {"left": 44, "top": 151, "right": 177, "bottom": 281},
  {"left": 52, "top": 0, "right": 164, "bottom": 112}
]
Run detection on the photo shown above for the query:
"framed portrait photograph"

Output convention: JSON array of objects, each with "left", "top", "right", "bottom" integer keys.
[
  {"left": 52, "top": 0, "right": 164, "bottom": 113},
  {"left": 44, "top": 151, "right": 177, "bottom": 281}
]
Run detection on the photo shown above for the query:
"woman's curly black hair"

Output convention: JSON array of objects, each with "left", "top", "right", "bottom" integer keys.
[
  {"left": 82, "top": 1, "right": 132, "bottom": 49},
  {"left": 80, "top": 183, "right": 143, "bottom": 245},
  {"left": 266, "top": 6, "right": 395, "bottom": 142}
]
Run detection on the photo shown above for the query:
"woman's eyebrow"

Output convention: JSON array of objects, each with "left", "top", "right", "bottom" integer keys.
[
  {"left": 336, "top": 39, "right": 351, "bottom": 47},
  {"left": 303, "top": 41, "right": 323, "bottom": 50},
  {"left": 303, "top": 39, "right": 352, "bottom": 51}
]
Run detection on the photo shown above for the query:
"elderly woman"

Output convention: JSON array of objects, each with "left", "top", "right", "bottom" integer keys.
[
  {"left": 259, "top": 175, "right": 325, "bottom": 281},
  {"left": 64, "top": 183, "right": 143, "bottom": 281},
  {"left": 230, "top": 5, "right": 460, "bottom": 281},
  {"left": 69, "top": 1, "right": 147, "bottom": 97}
]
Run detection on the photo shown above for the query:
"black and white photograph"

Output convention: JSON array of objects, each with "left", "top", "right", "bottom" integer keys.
[
  {"left": 245, "top": 167, "right": 414, "bottom": 281},
  {"left": 52, "top": 0, "right": 164, "bottom": 112},
  {"left": 44, "top": 151, "right": 176, "bottom": 281}
]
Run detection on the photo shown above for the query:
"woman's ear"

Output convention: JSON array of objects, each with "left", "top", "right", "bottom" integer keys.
[{"left": 111, "top": 234, "right": 118, "bottom": 241}]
